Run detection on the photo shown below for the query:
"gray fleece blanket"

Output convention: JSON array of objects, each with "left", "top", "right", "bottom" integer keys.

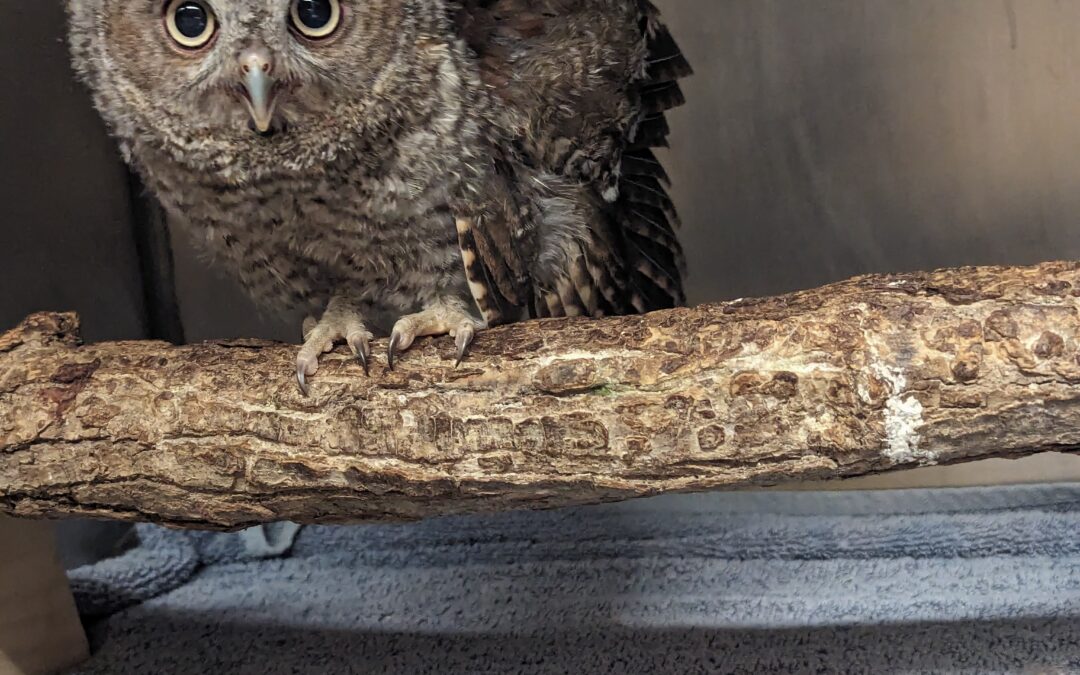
[{"left": 69, "top": 485, "right": 1080, "bottom": 674}]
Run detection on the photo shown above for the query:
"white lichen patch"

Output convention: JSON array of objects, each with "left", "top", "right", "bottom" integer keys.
[{"left": 869, "top": 363, "right": 933, "bottom": 464}]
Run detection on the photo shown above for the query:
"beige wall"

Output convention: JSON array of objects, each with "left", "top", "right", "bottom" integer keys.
[{"left": 659, "top": 0, "right": 1080, "bottom": 304}]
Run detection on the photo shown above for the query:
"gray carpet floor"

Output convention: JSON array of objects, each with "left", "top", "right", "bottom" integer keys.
[{"left": 69, "top": 485, "right": 1080, "bottom": 674}]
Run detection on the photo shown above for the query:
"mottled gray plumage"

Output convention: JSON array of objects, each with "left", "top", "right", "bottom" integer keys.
[{"left": 66, "top": 0, "right": 690, "bottom": 390}]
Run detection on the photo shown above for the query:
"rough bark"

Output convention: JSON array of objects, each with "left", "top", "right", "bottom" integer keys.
[{"left": 3, "top": 262, "right": 1080, "bottom": 529}]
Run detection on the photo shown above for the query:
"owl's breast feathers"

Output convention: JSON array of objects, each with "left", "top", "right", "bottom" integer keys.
[{"left": 453, "top": 0, "right": 692, "bottom": 322}]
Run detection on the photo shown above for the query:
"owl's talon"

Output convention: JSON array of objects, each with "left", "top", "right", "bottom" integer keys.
[
  {"left": 295, "top": 348, "right": 322, "bottom": 396},
  {"left": 387, "top": 318, "right": 421, "bottom": 370},
  {"left": 356, "top": 350, "right": 370, "bottom": 377},
  {"left": 454, "top": 325, "right": 475, "bottom": 367},
  {"left": 347, "top": 333, "right": 371, "bottom": 377},
  {"left": 387, "top": 332, "right": 401, "bottom": 371},
  {"left": 296, "top": 364, "right": 310, "bottom": 397}
]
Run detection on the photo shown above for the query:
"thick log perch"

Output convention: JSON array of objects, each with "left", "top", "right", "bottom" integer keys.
[{"left": 3, "top": 262, "right": 1080, "bottom": 529}]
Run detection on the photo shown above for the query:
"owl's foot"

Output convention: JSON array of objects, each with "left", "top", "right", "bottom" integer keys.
[
  {"left": 296, "top": 302, "right": 372, "bottom": 396},
  {"left": 388, "top": 301, "right": 483, "bottom": 370}
]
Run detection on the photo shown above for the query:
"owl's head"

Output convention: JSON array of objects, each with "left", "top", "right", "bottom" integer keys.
[{"left": 68, "top": 0, "right": 453, "bottom": 173}]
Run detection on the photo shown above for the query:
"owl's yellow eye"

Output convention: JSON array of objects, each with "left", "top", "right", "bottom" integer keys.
[
  {"left": 164, "top": 0, "right": 217, "bottom": 50},
  {"left": 290, "top": 0, "right": 341, "bottom": 40}
]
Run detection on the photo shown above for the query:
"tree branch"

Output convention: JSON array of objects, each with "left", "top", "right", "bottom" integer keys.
[{"left": 3, "top": 262, "right": 1080, "bottom": 529}]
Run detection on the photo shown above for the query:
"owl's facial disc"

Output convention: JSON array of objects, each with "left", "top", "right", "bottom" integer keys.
[{"left": 237, "top": 47, "right": 277, "bottom": 134}]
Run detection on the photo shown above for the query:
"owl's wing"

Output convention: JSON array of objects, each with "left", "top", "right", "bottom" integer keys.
[{"left": 454, "top": 0, "right": 691, "bottom": 321}]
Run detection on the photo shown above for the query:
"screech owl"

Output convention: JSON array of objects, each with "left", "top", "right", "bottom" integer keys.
[{"left": 67, "top": 0, "right": 691, "bottom": 394}]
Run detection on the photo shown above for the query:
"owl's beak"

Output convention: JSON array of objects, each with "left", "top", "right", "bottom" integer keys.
[{"left": 238, "top": 48, "right": 277, "bottom": 134}]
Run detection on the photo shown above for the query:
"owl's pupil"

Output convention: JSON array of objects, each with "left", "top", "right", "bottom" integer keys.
[
  {"left": 174, "top": 2, "right": 209, "bottom": 38},
  {"left": 296, "top": 0, "right": 332, "bottom": 29}
]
